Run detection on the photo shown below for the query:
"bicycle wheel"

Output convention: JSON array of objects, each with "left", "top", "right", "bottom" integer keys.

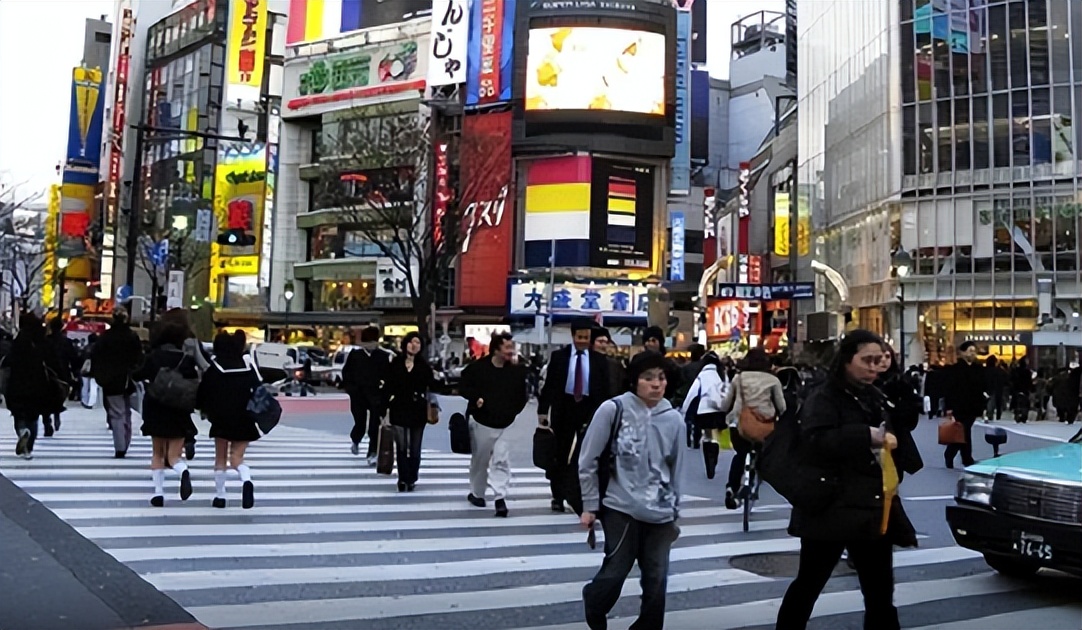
[{"left": 741, "top": 458, "right": 756, "bottom": 532}]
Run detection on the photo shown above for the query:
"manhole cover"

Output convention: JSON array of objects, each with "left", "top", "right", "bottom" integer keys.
[{"left": 730, "top": 551, "right": 857, "bottom": 579}]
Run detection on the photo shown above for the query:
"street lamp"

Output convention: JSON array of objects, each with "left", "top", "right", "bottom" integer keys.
[
  {"left": 892, "top": 249, "right": 914, "bottom": 367},
  {"left": 283, "top": 281, "right": 295, "bottom": 342},
  {"left": 56, "top": 256, "right": 70, "bottom": 312}
]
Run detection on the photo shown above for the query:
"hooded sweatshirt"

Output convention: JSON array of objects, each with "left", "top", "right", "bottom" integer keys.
[{"left": 579, "top": 392, "right": 685, "bottom": 524}]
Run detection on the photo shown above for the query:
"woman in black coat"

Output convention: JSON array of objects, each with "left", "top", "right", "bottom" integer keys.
[
  {"left": 776, "top": 330, "right": 916, "bottom": 630},
  {"left": 132, "top": 320, "right": 199, "bottom": 507},
  {"left": 7, "top": 313, "right": 64, "bottom": 459},
  {"left": 197, "top": 331, "right": 263, "bottom": 509},
  {"left": 875, "top": 344, "right": 924, "bottom": 481},
  {"left": 383, "top": 332, "right": 440, "bottom": 492}
]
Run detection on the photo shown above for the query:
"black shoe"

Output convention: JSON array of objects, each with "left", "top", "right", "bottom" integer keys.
[
  {"left": 725, "top": 487, "right": 739, "bottom": 510},
  {"left": 14, "top": 429, "right": 29, "bottom": 456},
  {"left": 180, "top": 469, "right": 193, "bottom": 501},
  {"left": 150, "top": 495, "right": 164, "bottom": 507},
  {"left": 962, "top": 459, "right": 977, "bottom": 467},
  {"left": 242, "top": 481, "right": 255, "bottom": 509},
  {"left": 551, "top": 500, "right": 566, "bottom": 513},
  {"left": 467, "top": 493, "right": 486, "bottom": 508},
  {"left": 212, "top": 497, "right": 226, "bottom": 509},
  {"left": 945, "top": 456, "right": 955, "bottom": 469},
  {"left": 406, "top": 484, "right": 416, "bottom": 492},
  {"left": 114, "top": 450, "right": 126, "bottom": 459},
  {"left": 494, "top": 499, "right": 508, "bottom": 518},
  {"left": 397, "top": 481, "right": 407, "bottom": 492},
  {"left": 43, "top": 426, "right": 54, "bottom": 437},
  {"left": 703, "top": 442, "right": 720, "bottom": 480},
  {"left": 185, "top": 441, "right": 196, "bottom": 461}
]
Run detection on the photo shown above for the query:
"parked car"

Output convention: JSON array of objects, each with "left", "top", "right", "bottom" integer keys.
[
  {"left": 947, "top": 427, "right": 1082, "bottom": 578},
  {"left": 250, "top": 342, "right": 331, "bottom": 385}
]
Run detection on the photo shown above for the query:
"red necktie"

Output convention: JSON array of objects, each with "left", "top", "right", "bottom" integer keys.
[{"left": 574, "top": 351, "right": 584, "bottom": 402}]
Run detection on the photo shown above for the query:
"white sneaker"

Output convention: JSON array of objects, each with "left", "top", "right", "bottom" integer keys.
[
  {"left": 366, "top": 455, "right": 377, "bottom": 467},
  {"left": 19, "top": 452, "right": 33, "bottom": 460}
]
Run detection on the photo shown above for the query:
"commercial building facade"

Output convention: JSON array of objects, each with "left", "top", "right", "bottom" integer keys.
[{"left": 800, "top": 0, "right": 1082, "bottom": 367}]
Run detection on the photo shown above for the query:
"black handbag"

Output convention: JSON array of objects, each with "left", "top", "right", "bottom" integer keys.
[
  {"left": 376, "top": 424, "right": 395, "bottom": 475},
  {"left": 449, "top": 412, "right": 471, "bottom": 454},
  {"left": 44, "top": 365, "right": 72, "bottom": 411},
  {"left": 533, "top": 427, "right": 557, "bottom": 471},
  {"left": 146, "top": 356, "right": 198, "bottom": 413},
  {"left": 247, "top": 384, "right": 282, "bottom": 436}
]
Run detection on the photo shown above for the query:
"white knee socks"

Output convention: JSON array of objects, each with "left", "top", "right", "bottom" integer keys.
[
  {"left": 214, "top": 470, "right": 227, "bottom": 498},
  {"left": 172, "top": 461, "right": 188, "bottom": 477},
  {"left": 152, "top": 469, "right": 165, "bottom": 496},
  {"left": 236, "top": 464, "right": 251, "bottom": 483}
]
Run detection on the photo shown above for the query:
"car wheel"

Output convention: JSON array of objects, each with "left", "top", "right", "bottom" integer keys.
[{"left": 983, "top": 553, "right": 1041, "bottom": 578}]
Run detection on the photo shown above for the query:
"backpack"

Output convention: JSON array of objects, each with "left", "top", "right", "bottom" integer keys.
[
  {"left": 146, "top": 355, "right": 199, "bottom": 413},
  {"left": 248, "top": 384, "right": 282, "bottom": 436},
  {"left": 596, "top": 398, "right": 624, "bottom": 515},
  {"left": 756, "top": 400, "right": 839, "bottom": 515}
]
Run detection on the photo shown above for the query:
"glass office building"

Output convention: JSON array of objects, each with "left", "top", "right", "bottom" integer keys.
[{"left": 800, "top": 0, "right": 1082, "bottom": 367}]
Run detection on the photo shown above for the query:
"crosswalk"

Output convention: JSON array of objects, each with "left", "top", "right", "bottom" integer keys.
[{"left": 2, "top": 415, "right": 1079, "bottom": 630}]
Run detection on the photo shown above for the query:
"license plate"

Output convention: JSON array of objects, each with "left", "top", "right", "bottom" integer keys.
[{"left": 1013, "top": 531, "right": 1053, "bottom": 561}]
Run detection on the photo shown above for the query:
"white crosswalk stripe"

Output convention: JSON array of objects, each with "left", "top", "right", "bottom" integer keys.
[{"left": 2, "top": 417, "right": 1078, "bottom": 630}]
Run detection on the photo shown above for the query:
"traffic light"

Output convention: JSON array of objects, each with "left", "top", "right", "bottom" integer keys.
[{"left": 217, "top": 228, "right": 256, "bottom": 247}]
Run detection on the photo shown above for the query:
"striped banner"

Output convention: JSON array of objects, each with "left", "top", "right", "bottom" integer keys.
[
  {"left": 287, "top": 0, "right": 356, "bottom": 45},
  {"left": 606, "top": 175, "right": 637, "bottom": 243}
]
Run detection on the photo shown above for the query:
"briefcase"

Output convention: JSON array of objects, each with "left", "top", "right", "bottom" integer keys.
[
  {"left": 376, "top": 424, "right": 395, "bottom": 475},
  {"left": 449, "top": 412, "right": 471, "bottom": 454},
  {"left": 937, "top": 417, "right": 966, "bottom": 445},
  {"left": 533, "top": 427, "right": 557, "bottom": 471}
]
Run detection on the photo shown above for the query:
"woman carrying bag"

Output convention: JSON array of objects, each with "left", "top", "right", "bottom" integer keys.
[
  {"left": 680, "top": 351, "right": 730, "bottom": 480},
  {"left": 198, "top": 331, "right": 263, "bottom": 509},
  {"left": 383, "top": 333, "right": 441, "bottom": 492}
]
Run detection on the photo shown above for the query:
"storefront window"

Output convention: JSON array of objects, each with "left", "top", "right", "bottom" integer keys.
[
  {"left": 919, "top": 300, "right": 1038, "bottom": 365},
  {"left": 223, "top": 276, "right": 261, "bottom": 309},
  {"left": 311, "top": 226, "right": 340, "bottom": 260},
  {"left": 313, "top": 280, "right": 374, "bottom": 311}
]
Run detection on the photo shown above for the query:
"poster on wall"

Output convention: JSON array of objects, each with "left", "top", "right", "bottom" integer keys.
[
  {"left": 64, "top": 66, "right": 104, "bottom": 186},
  {"left": 589, "top": 159, "right": 655, "bottom": 270},
  {"left": 465, "top": 0, "right": 516, "bottom": 105},
  {"left": 427, "top": 0, "right": 469, "bottom": 87}
]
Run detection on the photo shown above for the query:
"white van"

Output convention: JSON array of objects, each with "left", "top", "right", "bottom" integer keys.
[{"left": 249, "top": 343, "right": 330, "bottom": 384}]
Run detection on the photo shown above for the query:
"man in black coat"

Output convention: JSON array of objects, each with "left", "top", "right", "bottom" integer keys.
[
  {"left": 538, "top": 318, "right": 611, "bottom": 514},
  {"left": 943, "top": 341, "right": 986, "bottom": 468},
  {"left": 90, "top": 307, "right": 144, "bottom": 457},
  {"left": 342, "top": 326, "right": 394, "bottom": 465}
]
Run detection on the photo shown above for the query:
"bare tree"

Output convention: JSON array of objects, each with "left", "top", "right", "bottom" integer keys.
[
  {"left": 0, "top": 179, "right": 49, "bottom": 318},
  {"left": 315, "top": 106, "right": 509, "bottom": 333},
  {"left": 136, "top": 227, "right": 212, "bottom": 320}
]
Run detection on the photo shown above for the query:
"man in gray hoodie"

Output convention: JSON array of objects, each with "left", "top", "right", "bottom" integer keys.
[{"left": 579, "top": 351, "right": 685, "bottom": 630}]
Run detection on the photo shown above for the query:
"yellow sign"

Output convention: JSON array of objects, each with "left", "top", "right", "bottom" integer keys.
[
  {"left": 218, "top": 255, "right": 260, "bottom": 275},
  {"left": 42, "top": 185, "right": 61, "bottom": 309},
  {"left": 774, "top": 193, "right": 790, "bottom": 256},
  {"left": 797, "top": 216, "right": 811, "bottom": 257},
  {"left": 228, "top": 0, "right": 267, "bottom": 87},
  {"left": 73, "top": 66, "right": 103, "bottom": 159}
]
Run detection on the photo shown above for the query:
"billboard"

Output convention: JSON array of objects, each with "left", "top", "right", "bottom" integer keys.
[
  {"left": 213, "top": 145, "right": 267, "bottom": 258},
  {"left": 523, "top": 156, "right": 592, "bottom": 268},
  {"left": 427, "top": 0, "right": 469, "bottom": 87},
  {"left": 670, "top": 10, "right": 691, "bottom": 195},
  {"left": 690, "top": 69, "right": 710, "bottom": 164},
  {"left": 287, "top": 0, "right": 433, "bottom": 45},
  {"left": 589, "top": 159, "right": 654, "bottom": 270},
  {"left": 690, "top": 0, "right": 706, "bottom": 65},
  {"left": 524, "top": 27, "right": 665, "bottom": 115},
  {"left": 229, "top": 0, "right": 268, "bottom": 87},
  {"left": 457, "top": 112, "right": 514, "bottom": 308},
  {"left": 669, "top": 211, "right": 685, "bottom": 282},
  {"left": 465, "top": 0, "right": 516, "bottom": 106},
  {"left": 64, "top": 66, "right": 105, "bottom": 187},
  {"left": 508, "top": 280, "right": 650, "bottom": 322}
]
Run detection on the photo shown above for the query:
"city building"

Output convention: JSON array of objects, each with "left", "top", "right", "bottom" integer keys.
[{"left": 799, "top": 0, "right": 1082, "bottom": 368}]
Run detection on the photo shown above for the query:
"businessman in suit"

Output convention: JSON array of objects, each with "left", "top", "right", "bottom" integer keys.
[{"left": 538, "top": 317, "right": 612, "bottom": 514}]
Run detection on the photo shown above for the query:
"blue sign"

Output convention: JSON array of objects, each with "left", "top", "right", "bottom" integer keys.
[
  {"left": 63, "top": 66, "right": 106, "bottom": 186},
  {"left": 116, "top": 285, "right": 133, "bottom": 302},
  {"left": 670, "top": 9, "right": 691, "bottom": 195},
  {"left": 669, "top": 211, "right": 685, "bottom": 282},
  {"left": 465, "top": 0, "right": 515, "bottom": 106},
  {"left": 717, "top": 282, "right": 816, "bottom": 301}
]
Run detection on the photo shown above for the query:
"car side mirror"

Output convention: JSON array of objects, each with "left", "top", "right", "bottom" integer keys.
[{"left": 984, "top": 426, "right": 1008, "bottom": 458}]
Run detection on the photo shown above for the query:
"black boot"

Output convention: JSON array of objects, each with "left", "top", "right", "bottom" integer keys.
[{"left": 703, "top": 442, "right": 720, "bottom": 480}]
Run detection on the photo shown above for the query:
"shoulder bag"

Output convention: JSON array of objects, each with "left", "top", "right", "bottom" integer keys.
[
  {"left": 596, "top": 398, "right": 625, "bottom": 515},
  {"left": 147, "top": 355, "right": 199, "bottom": 412},
  {"left": 736, "top": 376, "right": 776, "bottom": 443}
]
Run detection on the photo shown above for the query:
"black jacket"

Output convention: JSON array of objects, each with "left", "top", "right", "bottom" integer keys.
[
  {"left": 876, "top": 372, "right": 924, "bottom": 476},
  {"left": 197, "top": 355, "right": 262, "bottom": 425},
  {"left": 384, "top": 355, "right": 439, "bottom": 429},
  {"left": 342, "top": 345, "right": 394, "bottom": 410},
  {"left": 133, "top": 346, "right": 200, "bottom": 424},
  {"left": 459, "top": 357, "right": 528, "bottom": 429},
  {"left": 6, "top": 331, "right": 64, "bottom": 415},
  {"left": 789, "top": 379, "right": 917, "bottom": 545},
  {"left": 944, "top": 360, "right": 987, "bottom": 419},
  {"left": 538, "top": 346, "right": 612, "bottom": 418},
  {"left": 46, "top": 333, "right": 80, "bottom": 385},
  {"left": 90, "top": 324, "right": 144, "bottom": 396}
]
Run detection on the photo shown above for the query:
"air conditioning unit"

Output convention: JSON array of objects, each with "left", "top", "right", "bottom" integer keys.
[{"left": 805, "top": 311, "right": 839, "bottom": 341}]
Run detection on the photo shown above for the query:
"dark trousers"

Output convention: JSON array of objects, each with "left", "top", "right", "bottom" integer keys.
[
  {"left": 776, "top": 537, "right": 899, "bottom": 630},
  {"left": 549, "top": 396, "right": 593, "bottom": 512},
  {"left": 393, "top": 425, "right": 424, "bottom": 485},
  {"left": 726, "top": 428, "right": 752, "bottom": 491},
  {"left": 41, "top": 412, "right": 60, "bottom": 433},
  {"left": 13, "top": 414, "right": 38, "bottom": 453},
  {"left": 944, "top": 415, "right": 976, "bottom": 466},
  {"left": 985, "top": 392, "right": 1003, "bottom": 420},
  {"left": 349, "top": 401, "right": 379, "bottom": 456},
  {"left": 583, "top": 509, "right": 678, "bottom": 630}
]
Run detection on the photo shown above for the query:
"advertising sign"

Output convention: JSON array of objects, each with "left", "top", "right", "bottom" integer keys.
[
  {"left": 465, "top": 0, "right": 516, "bottom": 105},
  {"left": 690, "top": 0, "right": 706, "bottom": 65},
  {"left": 524, "top": 27, "right": 665, "bottom": 115},
  {"left": 705, "top": 298, "right": 749, "bottom": 341},
  {"left": 286, "top": 38, "right": 424, "bottom": 114},
  {"left": 669, "top": 211, "right": 685, "bottom": 282},
  {"left": 670, "top": 10, "right": 691, "bottom": 194},
  {"left": 211, "top": 145, "right": 266, "bottom": 301},
  {"left": 166, "top": 270, "right": 186, "bottom": 310},
  {"left": 106, "top": 8, "right": 133, "bottom": 231},
  {"left": 64, "top": 66, "right": 105, "bottom": 187},
  {"left": 457, "top": 111, "right": 514, "bottom": 308},
  {"left": 690, "top": 69, "right": 709, "bottom": 164},
  {"left": 58, "top": 183, "right": 94, "bottom": 259},
  {"left": 287, "top": 0, "right": 433, "bottom": 45},
  {"left": 229, "top": 0, "right": 268, "bottom": 87},
  {"left": 589, "top": 159, "right": 655, "bottom": 270},
  {"left": 508, "top": 281, "right": 651, "bottom": 321},
  {"left": 427, "top": 0, "right": 468, "bottom": 87},
  {"left": 774, "top": 192, "right": 790, "bottom": 256},
  {"left": 432, "top": 142, "right": 450, "bottom": 251},
  {"left": 716, "top": 282, "right": 815, "bottom": 301}
]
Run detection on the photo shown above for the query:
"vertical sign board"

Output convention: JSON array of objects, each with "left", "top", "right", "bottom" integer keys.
[
  {"left": 428, "top": 0, "right": 469, "bottom": 87},
  {"left": 670, "top": 211, "right": 685, "bottom": 282},
  {"left": 465, "top": 0, "right": 516, "bottom": 105},
  {"left": 433, "top": 142, "right": 451, "bottom": 251},
  {"left": 106, "top": 8, "right": 133, "bottom": 232},
  {"left": 589, "top": 159, "right": 655, "bottom": 271},
  {"left": 229, "top": 0, "right": 268, "bottom": 87},
  {"left": 670, "top": 9, "right": 691, "bottom": 195}
]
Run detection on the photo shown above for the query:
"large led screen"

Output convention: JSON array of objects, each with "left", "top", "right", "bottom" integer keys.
[{"left": 525, "top": 27, "right": 665, "bottom": 115}]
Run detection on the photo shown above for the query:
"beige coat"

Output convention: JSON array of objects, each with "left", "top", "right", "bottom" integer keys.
[{"left": 721, "top": 371, "right": 787, "bottom": 428}]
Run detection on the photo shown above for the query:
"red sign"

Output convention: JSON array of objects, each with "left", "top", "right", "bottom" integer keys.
[
  {"left": 705, "top": 299, "right": 749, "bottom": 341},
  {"left": 106, "top": 8, "right": 133, "bottom": 228},
  {"left": 433, "top": 142, "right": 450, "bottom": 251},
  {"left": 456, "top": 111, "right": 513, "bottom": 307},
  {"left": 477, "top": 0, "right": 503, "bottom": 105}
]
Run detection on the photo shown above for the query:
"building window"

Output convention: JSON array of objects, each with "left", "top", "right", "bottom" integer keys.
[{"left": 313, "top": 280, "right": 374, "bottom": 311}]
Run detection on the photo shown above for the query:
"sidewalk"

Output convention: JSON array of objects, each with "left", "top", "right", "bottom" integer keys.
[{"left": 0, "top": 474, "right": 205, "bottom": 630}]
